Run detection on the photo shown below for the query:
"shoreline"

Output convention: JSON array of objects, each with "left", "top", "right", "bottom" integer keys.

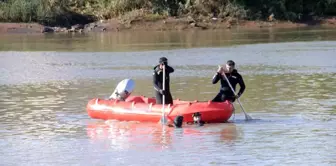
[{"left": 1, "top": 16, "right": 336, "bottom": 34}]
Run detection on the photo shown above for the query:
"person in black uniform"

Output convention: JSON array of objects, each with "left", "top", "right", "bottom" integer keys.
[
  {"left": 212, "top": 60, "right": 246, "bottom": 102},
  {"left": 153, "top": 57, "right": 174, "bottom": 105}
]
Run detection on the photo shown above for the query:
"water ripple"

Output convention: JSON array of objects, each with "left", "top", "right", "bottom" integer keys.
[{"left": 0, "top": 40, "right": 335, "bottom": 165}]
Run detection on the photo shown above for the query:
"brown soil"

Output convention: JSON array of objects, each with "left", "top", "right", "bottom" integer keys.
[{"left": 1, "top": 16, "right": 336, "bottom": 34}]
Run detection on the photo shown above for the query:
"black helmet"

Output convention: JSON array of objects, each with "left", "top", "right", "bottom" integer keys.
[
  {"left": 226, "top": 60, "right": 235, "bottom": 66},
  {"left": 159, "top": 57, "right": 168, "bottom": 65}
]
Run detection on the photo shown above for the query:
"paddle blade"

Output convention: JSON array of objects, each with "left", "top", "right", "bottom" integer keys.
[
  {"left": 160, "top": 116, "right": 168, "bottom": 124},
  {"left": 245, "top": 114, "right": 253, "bottom": 121},
  {"left": 110, "top": 79, "right": 135, "bottom": 100},
  {"left": 237, "top": 99, "right": 253, "bottom": 121}
]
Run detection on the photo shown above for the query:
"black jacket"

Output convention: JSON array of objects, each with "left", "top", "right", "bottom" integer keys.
[
  {"left": 153, "top": 65, "right": 174, "bottom": 92},
  {"left": 212, "top": 69, "right": 246, "bottom": 96}
]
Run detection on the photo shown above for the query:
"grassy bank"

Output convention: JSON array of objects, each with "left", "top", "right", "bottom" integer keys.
[{"left": 1, "top": 0, "right": 336, "bottom": 27}]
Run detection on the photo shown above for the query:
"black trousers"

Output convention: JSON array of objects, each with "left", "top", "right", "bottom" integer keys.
[
  {"left": 155, "top": 91, "right": 173, "bottom": 105},
  {"left": 212, "top": 91, "right": 236, "bottom": 102}
]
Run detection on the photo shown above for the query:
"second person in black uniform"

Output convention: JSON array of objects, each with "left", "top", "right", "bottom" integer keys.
[{"left": 212, "top": 60, "right": 246, "bottom": 103}]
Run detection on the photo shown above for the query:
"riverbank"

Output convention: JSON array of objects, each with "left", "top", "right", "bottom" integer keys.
[{"left": 1, "top": 16, "right": 336, "bottom": 34}]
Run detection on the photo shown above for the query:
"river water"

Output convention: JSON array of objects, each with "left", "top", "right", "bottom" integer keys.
[{"left": 0, "top": 27, "right": 335, "bottom": 166}]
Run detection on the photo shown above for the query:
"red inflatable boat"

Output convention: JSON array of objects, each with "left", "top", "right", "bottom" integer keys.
[{"left": 86, "top": 95, "right": 234, "bottom": 123}]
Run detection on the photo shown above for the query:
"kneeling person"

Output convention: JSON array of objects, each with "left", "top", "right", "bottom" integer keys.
[{"left": 212, "top": 60, "right": 246, "bottom": 102}]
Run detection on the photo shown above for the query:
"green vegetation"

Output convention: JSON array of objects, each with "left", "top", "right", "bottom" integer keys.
[{"left": 1, "top": 0, "right": 335, "bottom": 26}]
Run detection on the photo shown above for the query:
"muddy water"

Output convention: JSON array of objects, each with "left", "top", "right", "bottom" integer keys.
[
  {"left": 1, "top": 27, "right": 336, "bottom": 51},
  {"left": 1, "top": 28, "right": 336, "bottom": 165}
]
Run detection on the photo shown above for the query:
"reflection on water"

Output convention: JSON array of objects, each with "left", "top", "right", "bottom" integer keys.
[
  {"left": 0, "top": 81, "right": 88, "bottom": 140},
  {"left": 1, "top": 41, "right": 335, "bottom": 85},
  {"left": 0, "top": 29, "right": 335, "bottom": 165},
  {"left": 1, "top": 27, "right": 336, "bottom": 51},
  {"left": 247, "top": 73, "right": 336, "bottom": 117},
  {"left": 0, "top": 70, "right": 335, "bottom": 165},
  {"left": 86, "top": 121, "right": 240, "bottom": 151}
]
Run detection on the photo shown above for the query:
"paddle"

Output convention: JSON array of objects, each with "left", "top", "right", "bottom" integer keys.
[
  {"left": 220, "top": 66, "right": 253, "bottom": 121},
  {"left": 161, "top": 64, "right": 167, "bottom": 124}
]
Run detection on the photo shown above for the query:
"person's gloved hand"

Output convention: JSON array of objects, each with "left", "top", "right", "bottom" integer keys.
[
  {"left": 159, "top": 89, "right": 166, "bottom": 95},
  {"left": 217, "top": 65, "right": 224, "bottom": 74},
  {"left": 233, "top": 94, "right": 241, "bottom": 102}
]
